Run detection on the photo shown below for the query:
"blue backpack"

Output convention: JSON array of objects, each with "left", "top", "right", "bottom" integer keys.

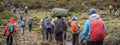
[
  {"left": 20, "top": 21, "right": 25, "bottom": 27},
  {"left": 19, "top": 12, "right": 23, "bottom": 17},
  {"left": 46, "top": 19, "right": 52, "bottom": 28},
  {"left": 8, "top": 24, "right": 14, "bottom": 33}
]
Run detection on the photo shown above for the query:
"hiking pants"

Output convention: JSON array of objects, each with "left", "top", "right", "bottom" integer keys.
[
  {"left": 40, "top": 29, "right": 45, "bottom": 39},
  {"left": 28, "top": 24, "right": 32, "bottom": 32},
  {"left": 21, "top": 27, "right": 25, "bottom": 35},
  {"left": 110, "top": 9, "right": 112, "bottom": 14},
  {"left": 20, "top": 17, "right": 23, "bottom": 21},
  {"left": 64, "top": 32, "right": 67, "bottom": 40},
  {"left": 6, "top": 36, "right": 13, "bottom": 45},
  {"left": 72, "top": 33, "right": 79, "bottom": 45},
  {"left": 87, "top": 41, "right": 103, "bottom": 45},
  {"left": 46, "top": 28, "right": 52, "bottom": 40}
]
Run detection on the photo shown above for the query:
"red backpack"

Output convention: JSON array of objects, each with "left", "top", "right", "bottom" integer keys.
[{"left": 90, "top": 18, "right": 105, "bottom": 42}]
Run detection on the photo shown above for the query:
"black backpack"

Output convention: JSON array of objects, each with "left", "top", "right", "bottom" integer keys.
[{"left": 55, "top": 19, "right": 67, "bottom": 33}]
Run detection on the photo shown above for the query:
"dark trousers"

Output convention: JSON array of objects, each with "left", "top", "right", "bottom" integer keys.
[
  {"left": 64, "top": 32, "right": 66, "bottom": 40},
  {"left": 6, "top": 36, "right": 13, "bottom": 45},
  {"left": 28, "top": 24, "right": 32, "bottom": 32},
  {"left": 46, "top": 28, "right": 52, "bottom": 40},
  {"left": 20, "top": 17, "right": 23, "bottom": 21},
  {"left": 72, "top": 33, "right": 79, "bottom": 45},
  {"left": 87, "top": 41, "right": 103, "bottom": 45},
  {"left": 110, "top": 9, "right": 112, "bottom": 14},
  {"left": 40, "top": 29, "right": 45, "bottom": 39}
]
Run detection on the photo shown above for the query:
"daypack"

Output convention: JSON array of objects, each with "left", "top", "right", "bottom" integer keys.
[
  {"left": 55, "top": 19, "right": 67, "bottom": 33},
  {"left": 25, "top": 7, "right": 28, "bottom": 13},
  {"left": 71, "top": 21, "right": 78, "bottom": 32},
  {"left": 8, "top": 24, "right": 14, "bottom": 33},
  {"left": 90, "top": 18, "right": 105, "bottom": 42},
  {"left": 20, "top": 21, "right": 25, "bottom": 27},
  {"left": 46, "top": 19, "right": 51, "bottom": 28},
  {"left": 28, "top": 19, "right": 33, "bottom": 24},
  {"left": 19, "top": 12, "right": 23, "bottom": 18},
  {"left": 39, "top": 25, "right": 43, "bottom": 30}
]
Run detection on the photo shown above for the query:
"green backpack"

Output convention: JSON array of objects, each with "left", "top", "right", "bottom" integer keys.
[{"left": 8, "top": 24, "right": 14, "bottom": 33}]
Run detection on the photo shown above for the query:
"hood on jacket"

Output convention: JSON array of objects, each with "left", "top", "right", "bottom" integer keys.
[
  {"left": 89, "top": 9, "right": 97, "bottom": 15},
  {"left": 9, "top": 18, "right": 14, "bottom": 24},
  {"left": 89, "top": 14, "right": 100, "bottom": 20}
]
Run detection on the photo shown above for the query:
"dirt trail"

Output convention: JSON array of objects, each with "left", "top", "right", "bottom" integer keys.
[
  {"left": 14, "top": 10, "right": 40, "bottom": 45},
  {"left": 14, "top": 10, "right": 75, "bottom": 45}
]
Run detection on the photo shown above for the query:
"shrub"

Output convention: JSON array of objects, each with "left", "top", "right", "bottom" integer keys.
[
  {"left": 0, "top": 19, "right": 8, "bottom": 26},
  {"left": 0, "top": 10, "right": 15, "bottom": 26},
  {"left": 0, "top": 3, "right": 4, "bottom": 12},
  {"left": 0, "top": 10, "right": 15, "bottom": 20}
]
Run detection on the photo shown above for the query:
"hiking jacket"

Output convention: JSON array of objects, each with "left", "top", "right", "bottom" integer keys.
[
  {"left": 4, "top": 18, "right": 17, "bottom": 37},
  {"left": 81, "top": 14, "right": 107, "bottom": 41}
]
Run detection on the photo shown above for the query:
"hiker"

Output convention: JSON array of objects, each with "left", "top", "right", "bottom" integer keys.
[
  {"left": 54, "top": 16, "right": 67, "bottom": 45},
  {"left": 62, "top": 17, "right": 68, "bottom": 42},
  {"left": 109, "top": 5, "right": 113, "bottom": 14},
  {"left": 20, "top": 19, "right": 26, "bottom": 35},
  {"left": 45, "top": 17, "right": 52, "bottom": 41},
  {"left": 27, "top": 17, "right": 33, "bottom": 32},
  {"left": 39, "top": 19, "right": 44, "bottom": 39},
  {"left": 24, "top": 6, "right": 29, "bottom": 15},
  {"left": 71, "top": 16, "right": 80, "bottom": 45},
  {"left": 114, "top": 7, "right": 118, "bottom": 16},
  {"left": 51, "top": 17, "right": 57, "bottom": 35},
  {"left": 80, "top": 9, "right": 106, "bottom": 45},
  {"left": 42, "top": 17, "right": 48, "bottom": 39},
  {"left": 19, "top": 11, "right": 24, "bottom": 21},
  {"left": 12, "top": 7, "right": 16, "bottom": 14},
  {"left": 3, "top": 18, "right": 17, "bottom": 45}
]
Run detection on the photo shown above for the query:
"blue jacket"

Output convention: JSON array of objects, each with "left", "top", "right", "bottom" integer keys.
[{"left": 81, "top": 19, "right": 106, "bottom": 41}]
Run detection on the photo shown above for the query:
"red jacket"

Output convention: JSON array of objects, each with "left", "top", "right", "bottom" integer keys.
[{"left": 4, "top": 18, "right": 17, "bottom": 36}]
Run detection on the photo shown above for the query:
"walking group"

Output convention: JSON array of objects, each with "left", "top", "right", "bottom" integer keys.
[
  {"left": 38, "top": 8, "right": 107, "bottom": 45},
  {"left": 3, "top": 5, "right": 107, "bottom": 45}
]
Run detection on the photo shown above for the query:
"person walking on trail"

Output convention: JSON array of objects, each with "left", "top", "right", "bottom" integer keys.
[
  {"left": 80, "top": 9, "right": 106, "bottom": 45},
  {"left": 51, "top": 17, "right": 57, "bottom": 36},
  {"left": 62, "top": 17, "right": 68, "bottom": 42},
  {"left": 19, "top": 12, "right": 24, "bottom": 21},
  {"left": 20, "top": 19, "right": 26, "bottom": 35},
  {"left": 71, "top": 16, "right": 80, "bottom": 45},
  {"left": 42, "top": 17, "right": 48, "bottom": 39},
  {"left": 27, "top": 17, "right": 33, "bottom": 32},
  {"left": 3, "top": 18, "right": 17, "bottom": 45},
  {"left": 114, "top": 7, "right": 118, "bottom": 16},
  {"left": 109, "top": 5, "right": 113, "bottom": 14},
  {"left": 39, "top": 19, "right": 44, "bottom": 39},
  {"left": 45, "top": 17, "right": 52, "bottom": 41},
  {"left": 24, "top": 6, "right": 29, "bottom": 15},
  {"left": 54, "top": 16, "right": 67, "bottom": 45},
  {"left": 12, "top": 7, "right": 16, "bottom": 14}
]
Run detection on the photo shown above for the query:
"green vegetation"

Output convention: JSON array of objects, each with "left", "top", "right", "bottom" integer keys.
[
  {"left": 4, "top": 0, "right": 117, "bottom": 12},
  {"left": 0, "top": 10, "right": 15, "bottom": 26}
]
